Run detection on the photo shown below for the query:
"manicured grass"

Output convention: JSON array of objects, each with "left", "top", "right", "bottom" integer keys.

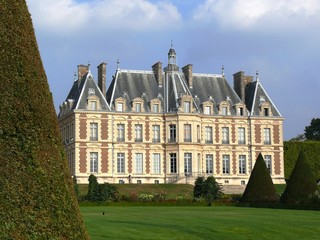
[{"left": 81, "top": 206, "right": 320, "bottom": 240}]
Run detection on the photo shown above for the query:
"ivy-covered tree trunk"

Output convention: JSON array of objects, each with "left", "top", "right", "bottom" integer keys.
[{"left": 0, "top": 1, "right": 89, "bottom": 239}]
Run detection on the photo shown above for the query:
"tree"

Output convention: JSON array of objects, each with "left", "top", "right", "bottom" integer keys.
[
  {"left": 241, "top": 154, "right": 278, "bottom": 203},
  {"left": 193, "top": 176, "right": 223, "bottom": 206},
  {"left": 0, "top": 1, "right": 88, "bottom": 238},
  {"left": 281, "top": 151, "right": 318, "bottom": 204},
  {"left": 193, "top": 176, "right": 205, "bottom": 198},
  {"left": 203, "top": 176, "right": 223, "bottom": 206},
  {"left": 305, "top": 118, "right": 320, "bottom": 141},
  {"left": 73, "top": 176, "right": 80, "bottom": 200},
  {"left": 86, "top": 174, "right": 119, "bottom": 202},
  {"left": 87, "top": 174, "right": 100, "bottom": 201}
]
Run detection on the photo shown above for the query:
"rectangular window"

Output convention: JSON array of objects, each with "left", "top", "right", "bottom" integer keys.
[
  {"left": 153, "top": 104, "right": 159, "bottom": 113},
  {"left": 222, "top": 155, "right": 230, "bottom": 174},
  {"left": 170, "top": 153, "right": 177, "bottom": 173},
  {"left": 152, "top": 125, "right": 160, "bottom": 143},
  {"left": 117, "top": 124, "right": 125, "bottom": 142},
  {"left": 264, "top": 128, "right": 271, "bottom": 145},
  {"left": 222, "top": 127, "right": 229, "bottom": 144},
  {"left": 89, "top": 101, "right": 97, "bottom": 110},
  {"left": 90, "top": 122, "right": 98, "bottom": 141},
  {"left": 239, "top": 155, "right": 246, "bottom": 174},
  {"left": 205, "top": 126, "right": 213, "bottom": 143},
  {"left": 184, "top": 153, "right": 192, "bottom": 174},
  {"left": 197, "top": 125, "right": 201, "bottom": 143},
  {"left": 169, "top": 124, "right": 176, "bottom": 142},
  {"left": 238, "top": 127, "right": 246, "bottom": 144},
  {"left": 184, "top": 124, "right": 192, "bottom": 142},
  {"left": 135, "top": 153, "right": 143, "bottom": 174},
  {"left": 206, "top": 154, "right": 213, "bottom": 174},
  {"left": 264, "top": 155, "right": 272, "bottom": 173},
  {"left": 184, "top": 101, "right": 191, "bottom": 113},
  {"left": 204, "top": 106, "right": 211, "bottom": 115},
  {"left": 135, "top": 124, "right": 143, "bottom": 142},
  {"left": 117, "top": 102, "right": 123, "bottom": 112},
  {"left": 264, "top": 108, "right": 269, "bottom": 116},
  {"left": 222, "top": 107, "right": 227, "bottom": 115},
  {"left": 136, "top": 103, "right": 141, "bottom": 112},
  {"left": 117, "top": 153, "right": 125, "bottom": 173},
  {"left": 90, "top": 152, "right": 98, "bottom": 173},
  {"left": 153, "top": 153, "right": 161, "bottom": 174},
  {"left": 238, "top": 107, "right": 244, "bottom": 116}
]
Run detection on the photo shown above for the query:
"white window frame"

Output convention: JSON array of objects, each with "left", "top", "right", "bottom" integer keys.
[
  {"left": 117, "top": 153, "right": 125, "bottom": 173},
  {"left": 90, "top": 122, "right": 98, "bottom": 141},
  {"left": 264, "top": 155, "right": 272, "bottom": 174},
  {"left": 170, "top": 153, "right": 177, "bottom": 173},
  {"left": 204, "top": 106, "right": 211, "bottom": 115},
  {"left": 117, "top": 102, "right": 123, "bottom": 112},
  {"left": 153, "top": 153, "right": 161, "bottom": 174},
  {"left": 184, "top": 124, "right": 191, "bottom": 142},
  {"left": 90, "top": 152, "right": 98, "bottom": 173},
  {"left": 206, "top": 154, "right": 213, "bottom": 174},
  {"left": 205, "top": 126, "right": 213, "bottom": 143},
  {"left": 184, "top": 153, "right": 192, "bottom": 174},
  {"left": 222, "top": 127, "right": 229, "bottom": 144},
  {"left": 135, "top": 124, "right": 143, "bottom": 142},
  {"left": 222, "top": 155, "right": 230, "bottom": 174},
  {"left": 239, "top": 155, "right": 246, "bottom": 174},
  {"left": 238, "top": 127, "right": 246, "bottom": 144},
  {"left": 184, "top": 101, "right": 191, "bottom": 113},
  {"left": 152, "top": 125, "right": 160, "bottom": 143},
  {"left": 117, "top": 124, "right": 125, "bottom": 141},
  {"left": 264, "top": 128, "right": 271, "bottom": 145},
  {"left": 135, "top": 153, "right": 143, "bottom": 174}
]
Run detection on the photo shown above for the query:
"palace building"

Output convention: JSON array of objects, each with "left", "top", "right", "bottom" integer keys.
[{"left": 58, "top": 47, "right": 285, "bottom": 187}]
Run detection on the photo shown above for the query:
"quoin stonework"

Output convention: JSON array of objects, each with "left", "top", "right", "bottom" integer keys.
[{"left": 58, "top": 46, "right": 285, "bottom": 187}]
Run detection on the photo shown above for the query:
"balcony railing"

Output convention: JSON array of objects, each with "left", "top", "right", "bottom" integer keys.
[
  {"left": 135, "top": 138, "right": 143, "bottom": 142},
  {"left": 117, "top": 137, "right": 125, "bottom": 142},
  {"left": 264, "top": 140, "right": 271, "bottom": 145},
  {"left": 205, "top": 139, "right": 213, "bottom": 144},
  {"left": 152, "top": 138, "right": 160, "bottom": 143},
  {"left": 238, "top": 140, "right": 246, "bottom": 145},
  {"left": 90, "top": 137, "right": 98, "bottom": 141},
  {"left": 184, "top": 138, "right": 192, "bottom": 143},
  {"left": 168, "top": 138, "right": 176, "bottom": 143},
  {"left": 222, "top": 140, "right": 230, "bottom": 144}
]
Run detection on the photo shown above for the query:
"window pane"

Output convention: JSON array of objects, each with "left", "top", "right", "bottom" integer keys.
[
  {"left": 239, "top": 155, "right": 246, "bottom": 174},
  {"left": 153, "top": 153, "right": 161, "bottom": 174},
  {"left": 135, "top": 124, "right": 143, "bottom": 142},
  {"left": 153, "top": 125, "right": 160, "bottom": 143},
  {"left": 117, "top": 153, "right": 125, "bottom": 173},
  {"left": 184, "top": 124, "right": 191, "bottom": 142},
  {"left": 169, "top": 124, "right": 176, "bottom": 142},
  {"left": 264, "top": 128, "right": 271, "bottom": 145},
  {"left": 264, "top": 155, "right": 272, "bottom": 173},
  {"left": 205, "top": 126, "right": 213, "bottom": 143},
  {"left": 90, "top": 123, "right": 98, "bottom": 141},
  {"left": 170, "top": 153, "right": 177, "bottom": 173},
  {"left": 206, "top": 154, "right": 213, "bottom": 174},
  {"left": 184, "top": 101, "right": 191, "bottom": 113},
  {"left": 238, "top": 127, "right": 246, "bottom": 144},
  {"left": 117, "top": 103, "right": 123, "bottom": 111},
  {"left": 222, "top": 155, "right": 230, "bottom": 174},
  {"left": 153, "top": 104, "right": 159, "bottom": 113},
  {"left": 204, "top": 106, "right": 211, "bottom": 115},
  {"left": 117, "top": 124, "right": 125, "bottom": 142},
  {"left": 135, "top": 153, "right": 143, "bottom": 174},
  {"left": 90, "top": 152, "right": 98, "bottom": 173},
  {"left": 184, "top": 153, "right": 192, "bottom": 174},
  {"left": 222, "top": 127, "right": 229, "bottom": 144},
  {"left": 136, "top": 103, "right": 141, "bottom": 112}
]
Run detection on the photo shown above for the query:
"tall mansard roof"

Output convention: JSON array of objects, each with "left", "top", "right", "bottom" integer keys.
[{"left": 58, "top": 47, "right": 282, "bottom": 118}]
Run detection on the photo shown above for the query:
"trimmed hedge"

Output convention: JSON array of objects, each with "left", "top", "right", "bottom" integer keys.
[
  {"left": 284, "top": 141, "right": 320, "bottom": 180},
  {"left": 0, "top": 1, "right": 88, "bottom": 239}
]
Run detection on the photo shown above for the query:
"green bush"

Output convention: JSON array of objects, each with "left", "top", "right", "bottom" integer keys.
[
  {"left": 193, "top": 176, "right": 223, "bottom": 206},
  {"left": 241, "top": 154, "right": 278, "bottom": 203},
  {"left": 284, "top": 141, "right": 320, "bottom": 180},
  {"left": 85, "top": 174, "right": 118, "bottom": 202},
  {"left": 0, "top": 1, "right": 88, "bottom": 238},
  {"left": 281, "top": 151, "right": 318, "bottom": 204}
]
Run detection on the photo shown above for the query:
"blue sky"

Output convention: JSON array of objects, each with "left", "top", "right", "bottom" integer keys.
[{"left": 26, "top": 0, "right": 320, "bottom": 140}]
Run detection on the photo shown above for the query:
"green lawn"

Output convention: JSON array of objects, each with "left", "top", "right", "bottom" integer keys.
[{"left": 81, "top": 206, "right": 320, "bottom": 240}]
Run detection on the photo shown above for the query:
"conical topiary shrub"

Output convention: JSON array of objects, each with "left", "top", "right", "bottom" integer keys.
[
  {"left": 281, "top": 150, "right": 318, "bottom": 204},
  {"left": 241, "top": 153, "right": 278, "bottom": 203},
  {"left": 0, "top": 1, "right": 89, "bottom": 239}
]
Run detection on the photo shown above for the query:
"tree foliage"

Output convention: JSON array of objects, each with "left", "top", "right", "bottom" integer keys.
[
  {"left": 86, "top": 174, "right": 118, "bottom": 202},
  {"left": 241, "top": 154, "right": 278, "bottom": 203},
  {"left": 193, "top": 176, "right": 223, "bottom": 206},
  {"left": 305, "top": 118, "right": 320, "bottom": 141},
  {"left": 0, "top": 1, "right": 88, "bottom": 238},
  {"left": 281, "top": 151, "right": 318, "bottom": 204}
]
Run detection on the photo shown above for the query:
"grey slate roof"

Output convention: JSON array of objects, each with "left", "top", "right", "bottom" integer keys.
[{"left": 245, "top": 80, "right": 281, "bottom": 117}]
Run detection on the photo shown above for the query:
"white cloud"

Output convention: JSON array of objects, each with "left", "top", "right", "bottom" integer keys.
[
  {"left": 26, "top": 0, "right": 181, "bottom": 34},
  {"left": 193, "top": 0, "right": 320, "bottom": 30}
]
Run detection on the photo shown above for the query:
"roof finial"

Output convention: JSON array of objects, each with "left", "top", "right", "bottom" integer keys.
[
  {"left": 117, "top": 59, "right": 120, "bottom": 70},
  {"left": 256, "top": 70, "right": 259, "bottom": 81},
  {"left": 88, "top": 61, "right": 91, "bottom": 74},
  {"left": 171, "top": 40, "right": 173, "bottom": 49},
  {"left": 73, "top": 72, "right": 77, "bottom": 82},
  {"left": 222, "top": 65, "right": 225, "bottom": 76}
]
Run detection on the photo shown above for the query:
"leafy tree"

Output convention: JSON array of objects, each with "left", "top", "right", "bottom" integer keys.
[
  {"left": 203, "top": 176, "right": 223, "bottom": 206},
  {"left": 241, "top": 154, "right": 278, "bottom": 203},
  {"left": 86, "top": 174, "right": 118, "bottom": 202},
  {"left": 281, "top": 151, "right": 318, "bottom": 204},
  {"left": 0, "top": 1, "right": 88, "bottom": 238},
  {"left": 193, "top": 176, "right": 205, "bottom": 198},
  {"left": 305, "top": 118, "right": 320, "bottom": 141},
  {"left": 193, "top": 176, "right": 223, "bottom": 205}
]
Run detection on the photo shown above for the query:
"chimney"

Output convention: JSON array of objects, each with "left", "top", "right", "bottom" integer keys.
[
  {"left": 77, "top": 64, "right": 89, "bottom": 80},
  {"left": 97, "top": 62, "right": 107, "bottom": 97},
  {"left": 152, "top": 61, "right": 163, "bottom": 87},
  {"left": 233, "top": 71, "right": 253, "bottom": 102},
  {"left": 182, "top": 64, "right": 193, "bottom": 88}
]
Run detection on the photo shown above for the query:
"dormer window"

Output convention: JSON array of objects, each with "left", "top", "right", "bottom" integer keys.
[
  {"left": 117, "top": 103, "right": 123, "bottom": 112},
  {"left": 87, "top": 95, "right": 100, "bottom": 111},
  {"left": 184, "top": 101, "right": 191, "bottom": 113},
  {"left": 222, "top": 107, "right": 227, "bottom": 115},
  {"left": 264, "top": 108, "right": 269, "bottom": 116},
  {"left": 150, "top": 98, "right": 161, "bottom": 113},
  {"left": 153, "top": 104, "right": 159, "bottom": 113},
  {"left": 219, "top": 101, "right": 230, "bottom": 115},
  {"left": 136, "top": 103, "right": 141, "bottom": 112},
  {"left": 259, "top": 102, "right": 272, "bottom": 117},
  {"left": 89, "top": 101, "right": 97, "bottom": 110},
  {"left": 204, "top": 106, "right": 211, "bottom": 115},
  {"left": 238, "top": 107, "right": 244, "bottom": 116}
]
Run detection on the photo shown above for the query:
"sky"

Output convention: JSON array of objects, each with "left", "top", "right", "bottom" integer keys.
[{"left": 26, "top": 0, "right": 320, "bottom": 140}]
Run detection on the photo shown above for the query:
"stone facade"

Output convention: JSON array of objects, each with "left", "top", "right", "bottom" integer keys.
[{"left": 58, "top": 47, "right": 285, "bottom": 186}]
